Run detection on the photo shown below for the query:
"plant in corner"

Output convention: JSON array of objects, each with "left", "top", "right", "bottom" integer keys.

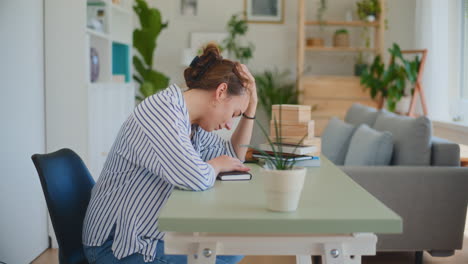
[
  {"left": 360, "top": 43, "right": 421, "bottom": 112},
  {"left": 133, "top": 0, "right": 170, "bottom": 102},
  {"left": 222, "top": 13, "right": 255, "bottom": 64},
  {"left": 247, "top": 104, "right": 307, "bottom": 212},
  {"left": 254, "top": 68, "right": 298, "bottom": 118}
]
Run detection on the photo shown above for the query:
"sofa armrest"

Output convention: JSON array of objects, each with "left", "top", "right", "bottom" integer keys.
[
  {"left": 431, "top": 136, "right": 460, "bottom": 166},
  {"left": 341, "top": 166, "right": 468, "bottom": 251}
]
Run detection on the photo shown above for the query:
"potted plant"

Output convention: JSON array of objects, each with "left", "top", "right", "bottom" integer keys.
[
  {"left": 360, "top": 43, "right": 421, "bottom": 112},
  {"left": 255, "top": 68, "right": 298, "bottom": 118},
  {"left": 354, "top": 51, "right": 368, "bottom": 76},
  {"left": 356, "top": 0, "right": 381, "bottom": 22},
  {"left": 333, "top": 28, "right": 349, "bottom": 47},
  {"left": 249, "top": 105, "right": 307, "bottom": 212},
  {"left": 133, "top": 0, "right": 170, "bottom": 102}
]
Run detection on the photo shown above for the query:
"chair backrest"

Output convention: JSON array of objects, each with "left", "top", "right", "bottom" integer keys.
[{"left": 32, "top": 148, "right": 95, "bottom": 264}]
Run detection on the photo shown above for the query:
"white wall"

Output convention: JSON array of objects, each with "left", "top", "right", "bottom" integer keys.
[
  {"left": 148, "top": 0, "right": 415, "bottom": 83},
  {"left": 0, "top": 0, "right": 49, "bottom": 263}
]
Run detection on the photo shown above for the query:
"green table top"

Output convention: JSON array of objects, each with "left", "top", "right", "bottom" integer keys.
[{"left": 159, "top": 156, "right": 402, "bottom": 235}]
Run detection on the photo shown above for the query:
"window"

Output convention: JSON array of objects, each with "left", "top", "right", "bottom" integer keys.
[{"left": 462, "top": 0, "right": 468, "bottom": 100}]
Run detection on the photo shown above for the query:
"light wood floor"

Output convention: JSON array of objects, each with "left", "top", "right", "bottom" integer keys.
[{"left": 31, "top": 236, "right": 468, "bottom": 264}]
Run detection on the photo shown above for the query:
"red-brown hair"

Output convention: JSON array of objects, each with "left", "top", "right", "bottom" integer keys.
[{"left": 184, "top": 43, "right": 248, "bottom": 96}]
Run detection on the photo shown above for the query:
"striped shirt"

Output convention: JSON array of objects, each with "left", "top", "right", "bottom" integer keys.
[{"left": 82, "top": 84, "right": 238, "bottom": 262}]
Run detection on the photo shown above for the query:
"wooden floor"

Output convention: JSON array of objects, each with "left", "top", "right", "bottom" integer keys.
[{"left": 31, "top": 236, "right": 468, "bottom": 264}]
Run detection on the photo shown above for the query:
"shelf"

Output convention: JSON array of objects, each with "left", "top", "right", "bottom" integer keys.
[
  {"left": 86, "top": 28, "right": 109, "bottom": 40},
  {"left": 305, "top": 46, "right": 376, "bottom": 52},
  {"left": 305, "top": 20, "right": 379, "bottom": 27}
]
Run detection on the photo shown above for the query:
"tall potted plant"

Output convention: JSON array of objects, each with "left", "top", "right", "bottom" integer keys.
[
  {"left": 133, "top": 0, "right": 170, "bottom": 102},
  {"left": 360, "top": 43, "right": 421, "bottom": 112}
]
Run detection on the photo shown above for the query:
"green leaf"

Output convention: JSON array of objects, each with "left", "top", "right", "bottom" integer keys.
[
  {"left": 133, "top": 0, "right": 170, "bottom": 101},
  {"left": 133, "top": 55, "right": 148, "bottom": 80},
  {"left": 140, "top": 81, "right": 155, "bottom": 98}
]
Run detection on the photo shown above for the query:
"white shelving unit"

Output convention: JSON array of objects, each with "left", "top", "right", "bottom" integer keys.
[{"left": 45, "top": 0, "right": 135, "bottom": 179}]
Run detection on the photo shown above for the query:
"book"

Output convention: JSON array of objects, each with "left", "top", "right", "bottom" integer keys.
[
  {"left": 252, "top": 153, "right": 314, "bottom": 162},
  {"left": 259, "top": 143, "right": 317, "bottom": 155},
  {"left": 292, "top": 156, "right": 321, "bottom": 167},
  {"left": 253, "top": 153, "right": 321, "bottom": 167},
  {"left": 217, "top": 171, "right": 252, "bottom": 181}
]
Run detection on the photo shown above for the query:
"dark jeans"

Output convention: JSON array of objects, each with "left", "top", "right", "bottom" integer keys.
[{"left": 83, "top": 232, "right": 243, "bottom": 264}]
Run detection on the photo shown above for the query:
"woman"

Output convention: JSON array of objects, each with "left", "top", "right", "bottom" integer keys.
[{"left": 82, "top": 44, "right": 257, "bottom": 264}]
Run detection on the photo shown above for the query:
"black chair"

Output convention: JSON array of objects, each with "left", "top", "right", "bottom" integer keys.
[{"left": 32, "top": 148, "right": 95, "bottom": 264}]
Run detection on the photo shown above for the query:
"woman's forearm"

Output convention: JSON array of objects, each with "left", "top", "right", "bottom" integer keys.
[{"left": 231, "top": 101, "right": 257, "bottom": 161}]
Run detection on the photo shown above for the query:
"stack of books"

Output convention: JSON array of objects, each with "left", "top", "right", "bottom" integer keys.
[{"left": 254, "top": 104, "right": 321, "bottom": 167}]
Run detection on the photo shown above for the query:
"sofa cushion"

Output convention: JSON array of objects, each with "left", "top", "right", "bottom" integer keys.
[
  {"left": 321, "top": 117, "right": 355, "bottom": 165},
  {"left": 344, "top": 124, "right": 393, "bottom": 166},
  {"left": 373, "top": 110, "right": 432, "bottom": 166},
  {"left": 345, "top": 103, "right": 380, "bottom": 127}
]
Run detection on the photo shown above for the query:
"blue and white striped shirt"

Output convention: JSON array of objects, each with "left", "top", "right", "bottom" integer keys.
[{"left": 82, "top": 84, "right": 238, "bottom": 262}]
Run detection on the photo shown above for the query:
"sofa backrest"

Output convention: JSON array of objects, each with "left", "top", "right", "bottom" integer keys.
[
  {"left": 373, "top": 109, "right": 432, "bottom": 166},
  {"left": 345, "top": 103, "right": 380, "bottom": 127}
]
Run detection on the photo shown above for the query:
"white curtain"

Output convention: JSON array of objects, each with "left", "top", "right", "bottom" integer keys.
[{"left": 414, "top": 0, "right": 453, "bottom": 121}]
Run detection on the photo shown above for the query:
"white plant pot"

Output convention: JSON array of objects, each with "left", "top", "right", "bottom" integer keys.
[
  {"left": 262, "top": 167, "right": 307, "bottom": 212},
  {"left": 366, "top": 15, "right": 376, "bottom": 22},
  {"left": 395, "top": 96, "right": 411, "bottom": 114}
]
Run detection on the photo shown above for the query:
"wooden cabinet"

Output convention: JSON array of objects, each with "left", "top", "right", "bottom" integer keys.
[{"left": 296, "top": 0, "right": 385, "bottom": 135}]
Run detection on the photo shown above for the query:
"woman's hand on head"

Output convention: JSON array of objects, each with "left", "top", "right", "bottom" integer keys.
[
  {"left": 239, "top": 64, "right": 258, "bottom": 107},
  {"left": 207, "top": 155, "right": 250, "bottom": 175}
]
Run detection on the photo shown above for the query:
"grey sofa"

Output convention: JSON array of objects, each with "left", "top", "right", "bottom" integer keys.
[{"left": 322, "top": 103, "right": 468, "bottom": 264}]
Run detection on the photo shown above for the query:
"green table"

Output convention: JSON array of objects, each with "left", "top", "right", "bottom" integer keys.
[{"left": 159, "top": 156, "right": 402, "bottom": 264}]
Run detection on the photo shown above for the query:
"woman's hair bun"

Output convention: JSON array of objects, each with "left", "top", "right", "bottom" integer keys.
[{"left": 183, "top": 43, "right": 248, "bottom": 96}]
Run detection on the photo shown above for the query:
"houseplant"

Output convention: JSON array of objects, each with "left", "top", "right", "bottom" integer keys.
[
  {"left": 333, "top": 28, "right": 349, "bottom": 47},
  {"left": 309, "top": 0, "right": 327, "bottom": 46},
  {"left": 354, "top": 51, "right": 368, "bottom": 76},
  {"left": 248, "top": 105, "right": 307, "bottom": 212},
  {"left": 316, "top": 0, "right": 327, "bottom": 25},
  {"left": 254, "top": 68, "right": 299, "bottom": 118},
  {"left": 222, "top": 13, "right": 255, "bottom": 64},
  {"left": 133, "top": 0, "right": 169, "bottom": 102},
  {"left": 356, "top": 0, "right": 381, "bottom": 22},
  {"left": 360, "top": 43, "right": 421, "bottom": 112}
]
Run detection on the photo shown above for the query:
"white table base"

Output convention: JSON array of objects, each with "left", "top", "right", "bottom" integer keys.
[{"left": 163, "top": 232, "right": 377, "bottom": 264}]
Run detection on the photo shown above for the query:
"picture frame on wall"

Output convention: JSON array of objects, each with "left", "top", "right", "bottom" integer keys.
[
  {"left": 244, "top": 0, "right": 284, "bottom": 24},
  {"left": 180, "top": 0, "right": 197, "bottom": 16}
]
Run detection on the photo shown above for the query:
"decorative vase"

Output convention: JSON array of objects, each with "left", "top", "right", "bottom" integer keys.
[
  {"left": 262, "top": 167, "right": 307, "bottom": 212},
  {"left": 90, "top": 47, "right": 100, "bottom": 82},
  {"left": 333, "top": 34, "right": 349, "bottom": 47}
]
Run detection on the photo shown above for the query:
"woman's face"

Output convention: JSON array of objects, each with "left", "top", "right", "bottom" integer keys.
[{"left": 199, "top": 85, "right": 249, "bottom": 132}]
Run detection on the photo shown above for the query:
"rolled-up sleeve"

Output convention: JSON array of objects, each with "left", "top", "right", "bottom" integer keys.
[{"left": 133, "top": 95, "right": 215, "bottom": 191}]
